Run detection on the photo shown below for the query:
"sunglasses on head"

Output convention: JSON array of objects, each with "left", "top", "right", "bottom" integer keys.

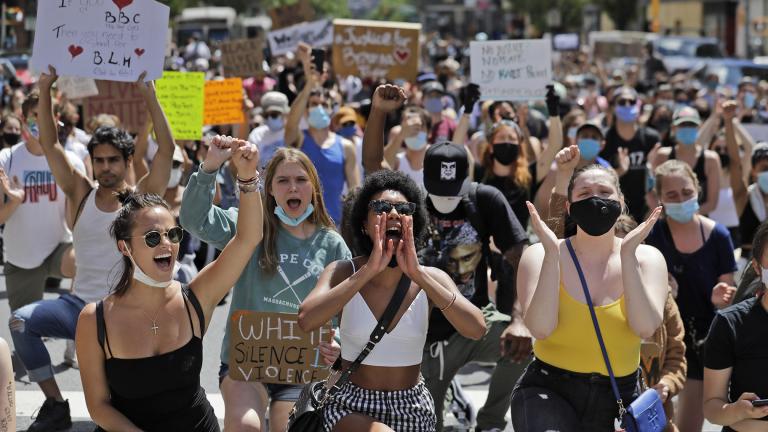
[
  {"left": 133, "top": 227, "right": 184, "bottom": 248},
  {"left": 616, "top": 99, "right": 637, "bottom": 107},
  {"left": 368, "top": 200, "right": 416, "bottom": 216}
]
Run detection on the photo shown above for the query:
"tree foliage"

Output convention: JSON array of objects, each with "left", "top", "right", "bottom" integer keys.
[{"left": 594, "top": 0, "right": 640, "bottom": 30}]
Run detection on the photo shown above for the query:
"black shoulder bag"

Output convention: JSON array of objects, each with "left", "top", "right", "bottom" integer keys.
[{"left": 287, "top": 274, "right": 411, "bottom": 432}]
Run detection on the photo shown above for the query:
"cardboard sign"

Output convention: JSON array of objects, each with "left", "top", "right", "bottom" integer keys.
[
  {"left": 221, "top": 38, "right": 265, "bottom": 78},
  {"left": 57, "top": 76, "right": 99, "bottom": 100},
  {"left": 155, "top": 71, "right": 204, "bottom": 140},
  {"left": 204, "top": 78, "right": 245, "bottom": 126},
  {"left": 470, "top": 39, "right": 552, "bottom": 101},
  {"left": 83, "top": 80, "right": 148, "bottom": 133},
  {"left": 267, "top": 19, "right": 334, "bottom": 57},
  {"left": 268, "top": 0, "right": 315, "bottom": 30},
  {"left": 30, "top": 0, "right": 169, "bottom": 82},
  {"left": 332, "top": 19, "right": 421, "bottom": 81},
  {"left": 229, "top": 311, "right": 332, "bottom": 385}
]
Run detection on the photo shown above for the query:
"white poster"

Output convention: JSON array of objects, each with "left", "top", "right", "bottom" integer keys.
[
  {"left": 57, "top": 76, "right": 99, "bottom": 99},
  {"left": 267, "top": 19, "right": 334, "bottom": 57},
  {"left": 31, "top": 0, "right": 170, "bottom": 82},
  {"left": 470, "top": 39, "right": 552, "bottom": 101}
]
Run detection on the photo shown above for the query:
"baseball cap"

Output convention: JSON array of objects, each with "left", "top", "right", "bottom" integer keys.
[
  {"left": 261, "top": 91, "right": 289, "bottom": 114},
  {"left": 424, "top": 142, "right": 470, "bottom": 197},
  {"left": 333, "top": 106, "right": 357, "bottom": 125},
  {"left": 672, "top": 106, "right": 701, "bottom": 126},
  {"left": 575, "top": 121, "right": 605, "bottom": 139},
  {"left": 421, "top": 81, "right": 446, "bottom": 96},
  {"left": 612, "top": 86, "right": 638, "bottom": 103}
]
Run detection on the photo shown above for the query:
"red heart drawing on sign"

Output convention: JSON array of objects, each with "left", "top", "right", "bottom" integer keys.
[
  {"left": 393, "top": 48, "right": 410, "bottom": 64},
  {"left": 134, "top": 48, "right": 145, "bottom": 57},
  {"left": 112, "top": 0, "right": 133, "bottom": 10},
  {"left": 68, "top": 45, "right": 84, "bottom": 59}
]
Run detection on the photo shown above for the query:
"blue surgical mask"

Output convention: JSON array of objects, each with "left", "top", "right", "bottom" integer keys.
[
  {"left": 405, "top": 131, "right": 428, "bottom": 151},
  {"left": 664, "top": 197, "right": 699, "bottom": 223},
  {"left": 615, "top": 104, "right": 639, "bottom": 123},
  {"left": 274, "top": 202, "right": 315, "bottom": 227},
  {"left": 308, "top": 106, "right": 331, "bottom": 129},
  {"left": 424, "top": 97, "right": 443, "bottom": 114},
  {"left": 577, "top": 138, "right": 601, "bottom": 161},
  {"left": 266, "top": 117, "right": 284, "bottom": 132},
  {"left": 758, "top": 171, "right": 768, "bottom": 194},
  {"left": 338, "top": 125, "right": 357, "bottom": 139},
  {"left": 745, "top": 92, "right": 757, "bottom": 109},
  {"left": 706, "top": 81, "right": 718, "bottom": 91},
  {"left": 27, "top": 120, "right": 39, "bottom": 139},
  {"left": 676, "top": 127, "right": 698, "bottom": 146}
]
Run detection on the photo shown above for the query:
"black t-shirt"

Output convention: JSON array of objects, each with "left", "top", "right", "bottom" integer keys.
[
  {"left": 422, "top": 184, "right": 527, "bottom": 342},
  {"left": 481, "top": 162, "right": 537, "bottom": 228},
  {"left": 740, "top": 203, "right": 761, "bottom": 253},
  {"left": 600, "top": 126, "right": 660, "bottom": 222},
  {"left": 704, "top": 296, "right": 768, "bottom": 429}
]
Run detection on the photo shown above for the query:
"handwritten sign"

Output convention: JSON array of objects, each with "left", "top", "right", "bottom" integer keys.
[
  {"left": 155, "top": 71, "right": 204, "bottom": 140},
  {"left": 268, "top": 0, "right": 315, "bottom": 30},
  {"left": 470, "top": 39, "right": 552, "bottom": 101},
  {"left": 204, "top": 78, "right": 245, "bottom": 126},
  {"left": 229, "top": 311, "right": 332, "bottom": 385},
  {"left": 83, "top": 80, "right": 147, "bottom": 133},
  {"left": 30, "top": 0, "right": 169, "bottom": 82},
  {"left": 57, "top": 76, "right": 99, "bottom": 100},
  {"left": 268, "top": 19, "right": 334, "bottom": 57},
  {"left": 221, "top": 38, "right": 265, "bottom": 78},
  {"left": 332, "top": 19, "right": 421, "bottom": 81}
]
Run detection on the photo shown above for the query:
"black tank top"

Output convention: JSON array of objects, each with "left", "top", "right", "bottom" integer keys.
[
  {"left": 95, "top": 287, "right": 219, "bottom": 432},
  {"left": 669, "top": 146, "right": 708, "bottom": 206}
]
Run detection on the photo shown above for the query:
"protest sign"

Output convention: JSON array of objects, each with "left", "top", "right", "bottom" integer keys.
[
  {"left": 229, "top": 311, "right": 332, "bottom": 385},
  {"left": 204, "top": 78, "right": 245, "bottom": 126},
  {"left": 155, "top": 71, "right": 204, "bottom": 140},
  {"left": 470, "top": 39, "right": 553, "bottom": 101},
  {"left": 31, "top": 0, "right": 169, "bottom": 82},
  {"left": 332, "top": 19, "right": 421, "bottom": 81},
  {"left": 268, "top": 0, "right": 315, "bottom": 30},
  {"left": 83, "top": 80, "right": 147, "bottom": 133},
  {"left": 57, "top": 76, "right": 99, "bottom": 100},
  {"left": 267, "top": 19, "right": 334, "bottom": 57},
  {"left": 221, "top": 38, "right": 265, "bottom": 78},
  {"left": 743, "top": 124, "right": 768, "bottom": 143}
]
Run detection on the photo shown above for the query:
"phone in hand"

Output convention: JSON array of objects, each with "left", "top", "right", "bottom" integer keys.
[
  {"left": 311, "top": 49, "right": 325, "bottom": 74},
  {"left": 751, "top": 399, "right": 768, "bottom": 407}
]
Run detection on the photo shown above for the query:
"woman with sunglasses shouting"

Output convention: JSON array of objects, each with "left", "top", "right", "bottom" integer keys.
[
  {"left": 299, "top": 170, "right": 486, "bottom": 432},
  {"left": 75, "top": 139, "right": 263, "bottom": 432}
]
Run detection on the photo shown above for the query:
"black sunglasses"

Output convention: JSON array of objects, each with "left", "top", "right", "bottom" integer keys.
[
  {"left": 341, "top": 121, "right": 356, "bottom": 128},
  {"left": 265, "top": 112, "right": 282, "bottom": 119},
  {"left": 368, "top": 200, "right": 416, "bottom": 216},
  {"left": 133, "top": 227, "right": 184, "bottom": 248},
  {"left": 616, "top": 99, "right": 637, "bottom": 107},
  {"left": 172, "top": 160, "right": 182, "bottom": 169}
]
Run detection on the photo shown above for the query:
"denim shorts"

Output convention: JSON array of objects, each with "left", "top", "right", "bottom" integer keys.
[
  {"left": 511, "top": 358, "right": 641, "bottom": 432},
  {"left": 218, "top": 363, "right": 303, "bottom": 402}
]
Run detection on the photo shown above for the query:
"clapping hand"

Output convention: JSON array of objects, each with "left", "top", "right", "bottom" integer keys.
[
  {"left": 621, "top": 206, "right": 662, "bottom": 256},
  {"left": 527, "top": 201, "right": 558, "bottom": 254},
  {"left": 0, "top": 169, "right": 24, "bottom": 203}
]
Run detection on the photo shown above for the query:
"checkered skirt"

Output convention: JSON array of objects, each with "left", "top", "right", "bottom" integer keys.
[{"left": 322, "top": 379, "right": 436, "bottom": 431}]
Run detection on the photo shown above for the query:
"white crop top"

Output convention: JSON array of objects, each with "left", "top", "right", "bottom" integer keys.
[{"left": 339, "top": 262, "right": 429, "bottom": 367}]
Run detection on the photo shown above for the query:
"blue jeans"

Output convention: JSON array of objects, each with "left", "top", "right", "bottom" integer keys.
[{"left": 9, "top": 294, "right": 86, "bottom": 382}]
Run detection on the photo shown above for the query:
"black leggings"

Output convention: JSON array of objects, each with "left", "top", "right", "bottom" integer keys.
[{"left": 510, "top": 359, "right": 641, "bottom": 432}]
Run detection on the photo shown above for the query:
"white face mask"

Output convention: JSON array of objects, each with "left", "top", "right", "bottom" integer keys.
[
  {"left": 167, "top": 167, "right": 183, "bottom": 189},
  {"left": 123, "top": 242, "right": 178, "bottom": 288},
  {"left": 429, "top": 194, "right": 462, "bottom": 214}
]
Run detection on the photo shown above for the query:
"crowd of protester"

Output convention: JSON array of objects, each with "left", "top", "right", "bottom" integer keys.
[{"left": 0, "top": 29, "right": 763, "bottom": 432}]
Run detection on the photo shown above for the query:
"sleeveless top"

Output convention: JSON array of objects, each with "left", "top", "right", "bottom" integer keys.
[
  {"left": 73, "top": 186, "right": 123, "bottom": 303},
  {"left": 669, "top": 146, "right": 708, "bottom": 205},
  {"left": 301, "top": 130, "right": 345, "bottom": 224},
  {"left": 533, "top": 284, "right": 641, "bottom": 377},
  {"left": 396, "top": 152, "right": 423, "bottom": 185},
  {"left": 95, "top": 287, "right": 219, "bottom": 432},
  {"left": 339, "top": 260, "right": 429, "bottom": 366}
]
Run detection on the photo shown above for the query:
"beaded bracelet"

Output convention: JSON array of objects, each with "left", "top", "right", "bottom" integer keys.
[{"left": 237, "top": 172, "right": 261, "bottom": 193}]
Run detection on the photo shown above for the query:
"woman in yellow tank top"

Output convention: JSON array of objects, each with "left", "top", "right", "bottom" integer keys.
[{"left": 511, "top": 163, "right": 669, "bottom": 431}]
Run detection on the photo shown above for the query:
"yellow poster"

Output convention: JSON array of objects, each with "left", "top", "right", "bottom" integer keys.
[
  {"left": 156, "top": 71, "right": 205, "bottom": 140},
  {"left": 204, "top": 78, "right": 245, "bottom": 126}
]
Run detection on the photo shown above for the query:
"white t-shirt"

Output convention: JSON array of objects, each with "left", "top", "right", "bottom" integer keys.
[
  {"left": 65, "top": 137, "right": 89, "bottom": 161},
  {"left": 248, "top": 125, "right": 285, "bottom": 170},
  {"left": 0, "top": 143, "right": 85, "bottom": 268}
]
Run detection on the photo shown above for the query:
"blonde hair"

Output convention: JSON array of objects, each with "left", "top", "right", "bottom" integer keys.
[
  {"left": 259, "top": 148, "right": 336, "bottom": 274},
  {"left": 654, "top": 159, "right": 700, "bottom": 197}
]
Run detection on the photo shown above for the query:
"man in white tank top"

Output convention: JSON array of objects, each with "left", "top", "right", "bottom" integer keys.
[{"left": 9, "top": 67, "right": 175, "bottom": 431}]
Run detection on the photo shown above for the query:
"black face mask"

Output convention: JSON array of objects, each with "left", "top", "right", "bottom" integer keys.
[
  {"left": 492, "top": 143, "right": 519, "bottom": 166},
  {"left": 718, "top": 152, "right": 730, "bottom": 168},
  {"left": 568, "top": 196, "right": 622, "bottom": 236},
  {"left": 652, "top": 119, "right": 671, "bottom": 135},
  {"left": 3, "top": 132, "right": 20, "bottom": 146}
]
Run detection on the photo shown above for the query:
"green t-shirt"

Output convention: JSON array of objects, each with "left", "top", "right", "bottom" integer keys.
[{"left": 179, "top": 167, "right": 352, "bottom": 365}]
